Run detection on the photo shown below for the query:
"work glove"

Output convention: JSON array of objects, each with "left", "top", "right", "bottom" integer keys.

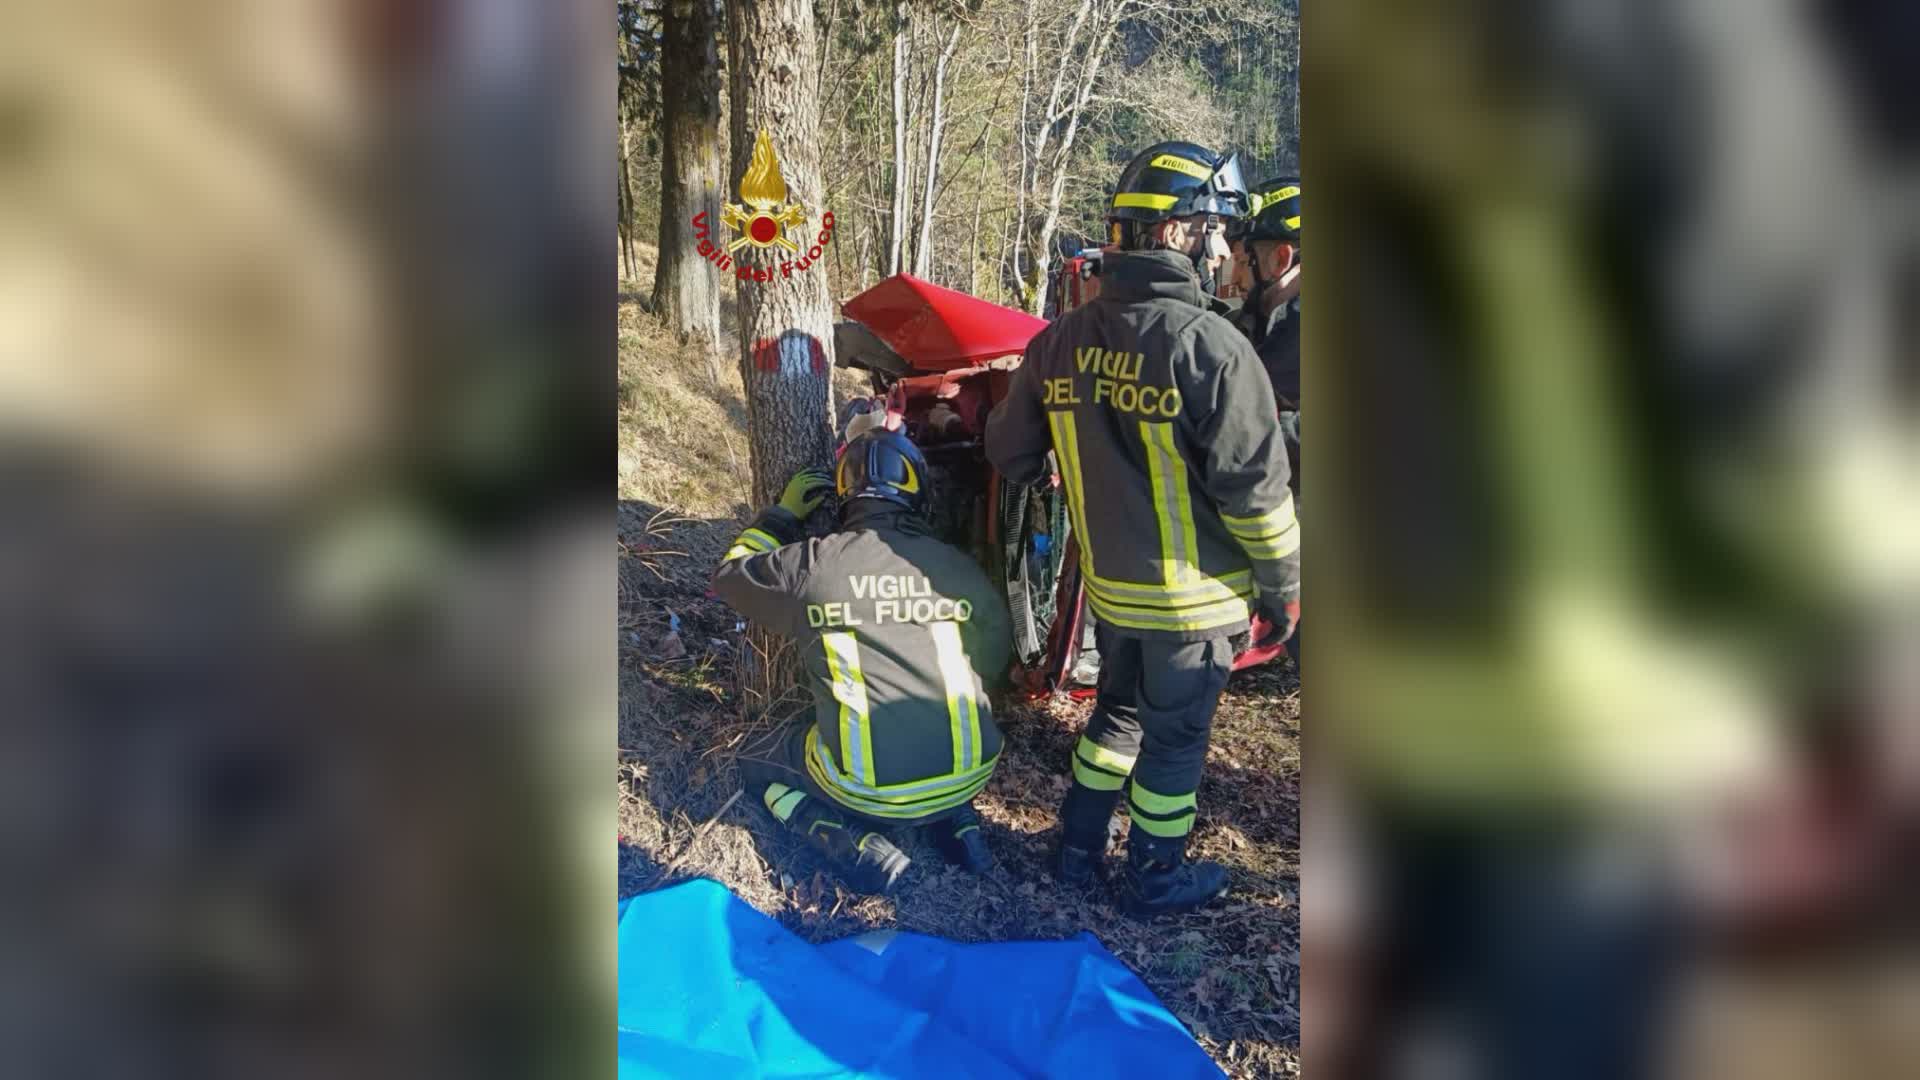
[
  {"left": 1252, "top": 596, "right": 1300, "bottom": 652},
  {"left": 776, "top": 467, "right": 834, "bottom": 519}
]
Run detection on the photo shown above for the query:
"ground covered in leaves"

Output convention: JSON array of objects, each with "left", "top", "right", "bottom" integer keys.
[{"left": 618, "top": 278, "right": 1302, "bottom": 1077}]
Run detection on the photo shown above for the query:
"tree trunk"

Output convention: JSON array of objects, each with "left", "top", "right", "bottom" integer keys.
[
  {"left": 728, "top": 0, "right": 837, "bottom": 512},
  {"left": 653, "top": 0, "right": 724, "bottom": 351},
  {"left": 1011, "top": 0, "right": 1037, "bottom": 298},
  {"left": 914, "top": 22, "right": 962, "bottom": 281},
  {"left": 887, "top": 1, "right": 909, "bottom": 276},
  {"left": 617, "top": 123, "right": 636, "bottom": 284},
  {"left": 968, "top": 149, "right": 989, "bottom": 296},
  {"left": 1019, "top": 0, "right": 1118, "bottom": 315}
]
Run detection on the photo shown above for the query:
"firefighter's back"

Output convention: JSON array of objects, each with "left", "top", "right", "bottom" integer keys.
[{"left": 791, "top": 516, "right": 1009, "bottom": 810}]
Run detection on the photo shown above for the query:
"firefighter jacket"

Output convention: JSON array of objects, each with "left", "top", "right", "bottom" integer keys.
[
  {"left": 1252, "top": 296, "right": 1301, "bottom": 410},
  {"left": 1226, "top": 283, "right": 1300, "bottom": 409},
  {"left": 986, "top": 248, "right": 1300, "bottom": 642},
  {"left": 713, "top": 501, "right": 1012, "bottom": 821}
]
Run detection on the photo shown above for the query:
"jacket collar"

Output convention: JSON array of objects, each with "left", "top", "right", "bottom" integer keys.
[
  {"left": 1260, "top": 293, "right": 1298, "bottom": 338},
  {"left": 1098, "top": 249, "right": 1206, "bottom": 309},
  {"left": 1249, "top": 275, "right": 1298, "bottom": 330},
  {"left": 841, "top": 499, "right": 927, "bottom": 535}
]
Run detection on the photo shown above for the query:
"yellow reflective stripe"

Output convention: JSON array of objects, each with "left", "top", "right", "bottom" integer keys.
[
  {"left": 1285, "top": 216, "right": 1301, "bottom": 231},
  {"left": 1113, "top": 192, "right": 1180, "bottom": 209},
  {"left": 929, "top": 621, "right": 980, "bottom": 773},
  {"left": 1088, "top": 593, "right": 1249, "bottom": 632},
  {"left": 821, "top": 632, "right": 874, "bottom": 785},
  {"left": 763, "top": 783, "right": 806, "bottom": 822},
  {"left": 1098, "top": 599, "right": 1244, "bottom": 626},
  {"left": 1073, "top": 756, "right": 1128, "bottom": 791},
  {"left": 1129, "top": 780, "right": 1198, "bottom": 837},
  {"left": 1084, "top": 578, "right": 1254, "bottom": 613},
  {"left": 1078, "top": 737, "right": 1137, "bottom": 776},
  {"left": 1147, "top": 153, "right": 1212, "bottom": 179},
  {"left": 803, "top": 728, "right": 997, "bottom": 819},
  {"left": 1084, "top": 567, "right": 1253, "bottom": 602},
  {"left": 1142, "top": 423, "right": 1200, "bottom": 584},
  {"left": 1142, "top": 421, "right": 1181, "bottom": 585},
  {"left": 1272, "top": 185, "right": 1301, "bottom": 202},
  {"left": 1222, "top": 497, "right": 1298, "bottom": 540},
  {"left": 1130, "top": 807, "right": 1196, "bottom": 837},
  {"left": 1130, "top": 782, "right": 1197, "bottom": 816},
  {"left": 820, "top": 770, "right": 993, "bottom": 820},
  {"left": 1047, "top": 410, "right": 1094, "bottom": 578},
  {"left": 724, "top": 526, "right": 780, "bottom": 562},
  {"left": 1234, "top": 522, "right": 1300, "bottom": 560},
  {"left": 805, "top": 727, "right": 997, "bottom": 797}
]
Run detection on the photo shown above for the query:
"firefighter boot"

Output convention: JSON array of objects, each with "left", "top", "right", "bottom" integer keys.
[
  {"left": 1113, "top": 835, "right": 1229, "bottom": 919},
  {"left": 774, "top": 786, "right": 912, "bottom": 894},
  {"left": 1053, "top": 782, "right": 1121, "bottom": 886},
  {"left": 1052, "top": 841, "right": 1102, "bottom": 887},
  {"left": 932, "top": 804, "right": 994, "bottom": 874}
]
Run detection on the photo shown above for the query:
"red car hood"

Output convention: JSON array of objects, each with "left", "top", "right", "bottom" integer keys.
[{"left": 841, "top": 274, "right": 1047, "bottom": 371}]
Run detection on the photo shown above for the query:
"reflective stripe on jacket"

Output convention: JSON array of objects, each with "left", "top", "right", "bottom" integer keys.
[
  {"left": 712, "top": 503, "right": 1012, "bottom": 817},
  {"left": 987, "top": 249, "right": 1299, "bottom": 642}
]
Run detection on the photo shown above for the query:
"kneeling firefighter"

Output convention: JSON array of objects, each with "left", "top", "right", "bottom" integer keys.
[
  {"left": 986, "top": 141, "right": 1300, "bottom": 917},
  {"left": 713, "top": 428, "right": 1013, "bottom": 893}
]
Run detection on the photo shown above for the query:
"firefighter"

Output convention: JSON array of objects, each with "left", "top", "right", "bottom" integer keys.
[
  {"left": 1229, "top": 177, "right": 1302, "bottom": 413},
  {"left": 713, "top": 428, "right": 1013, "bottom": 893},
  {"left": 985, "top": 141, "right": 1301, "bottom": 917}
]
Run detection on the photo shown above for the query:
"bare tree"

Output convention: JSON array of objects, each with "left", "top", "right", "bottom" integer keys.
[
  {"left": 1011, "top": 0, "right": 1120, "bottom": 313},
  {"left": 653, "top": 0, "right": 725, "bottom": 354},
  {"left": 1007, "top": 0, "right": 1216, "bottom": 314},
  {"left": 913, "top": 19, "right": 964, "bottom": 280},
  {"left": 887, "top": 1, "right": 911, "bottom": 275}
]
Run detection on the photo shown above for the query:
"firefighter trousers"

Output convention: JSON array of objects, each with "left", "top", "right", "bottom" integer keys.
[
  {"left": 738, "top": 719, "right": 970, "bottom": 833},
  {"left": 1060, "top": 622, "right": 1235, "bottom": 861}
]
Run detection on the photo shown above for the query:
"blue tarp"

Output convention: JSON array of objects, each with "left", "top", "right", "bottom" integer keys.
[{"left": 619, "top": 878, "right": 1223, "bottom": 1079}]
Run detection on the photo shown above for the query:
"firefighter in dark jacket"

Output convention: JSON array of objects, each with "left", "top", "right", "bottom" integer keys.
[
  {"left": 713, "top": 427, "right": 1013, "bottom": 893},
  {"left": 986, "top": 141, "right": 1301, "bottom": 917},
  {"left": 1230, "top": 177, "right": 1303, "bottom": 497},
  {"left": 1231, "top": 177, "right": 1302, "bottom": 410}
]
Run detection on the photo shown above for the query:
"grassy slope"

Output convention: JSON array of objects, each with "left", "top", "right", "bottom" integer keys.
[{"left": 618, "top": 247, "right": 1302, "bottom": 1077}]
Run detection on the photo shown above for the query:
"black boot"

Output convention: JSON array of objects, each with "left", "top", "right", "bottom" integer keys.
[
  {"left": 1112, "top": 837, "right": 1229, "bottom": 918},
  {"left": 1052, "top": 840, "right": 1102, "bottom": 887},
  {"left": 932, "top": 804, "right": 993, "bottom": 874},
  {"left": 788, "top": 797, "right": 911, "bottom": 894},
  {"left": 1055, "top": 781, "right": 1121, "bottom": 885}
]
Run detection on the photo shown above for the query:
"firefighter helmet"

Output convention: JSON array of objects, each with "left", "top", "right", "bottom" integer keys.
[
  {"left": 836, "top": 427, "right": 929, "bottom": 515},
  {"left": 1107, "top": 142, "right": 1249, "bottom": 232},
  {"left": 1244, "top": 176, "right": 1301, "bottom": 244}
]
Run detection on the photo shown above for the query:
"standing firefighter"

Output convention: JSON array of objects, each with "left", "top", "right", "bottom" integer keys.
[
  {"left": 1230, "top": 177, "right": 1303, "bottom": 496},
  {"left": 1230, "top": 177, "right": 1302, "bottom": 410},
  {"left": 986, "top": 141, "right": 1301, "bottom": 917},
  {"left": 713, "top": 428, "right": 1012, "bottom": 893}
]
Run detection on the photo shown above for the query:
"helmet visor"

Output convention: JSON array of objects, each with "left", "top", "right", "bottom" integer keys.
[{"left": 1207, "top": 153, "right": 1249, "bottom": 210}]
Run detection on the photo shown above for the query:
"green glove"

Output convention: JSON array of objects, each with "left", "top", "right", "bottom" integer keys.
[{"left": 776, "top": 467, "right": 834, "bottom": 519}]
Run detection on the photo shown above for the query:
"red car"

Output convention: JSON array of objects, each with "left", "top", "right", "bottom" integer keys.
[{"left": 834, "top": 268, "right": 1287, "bottom": 699}]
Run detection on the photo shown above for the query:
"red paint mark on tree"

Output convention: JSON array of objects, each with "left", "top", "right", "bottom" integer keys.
[{"left": 751, "top": 332, "right": 828, "bottom": 376}]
